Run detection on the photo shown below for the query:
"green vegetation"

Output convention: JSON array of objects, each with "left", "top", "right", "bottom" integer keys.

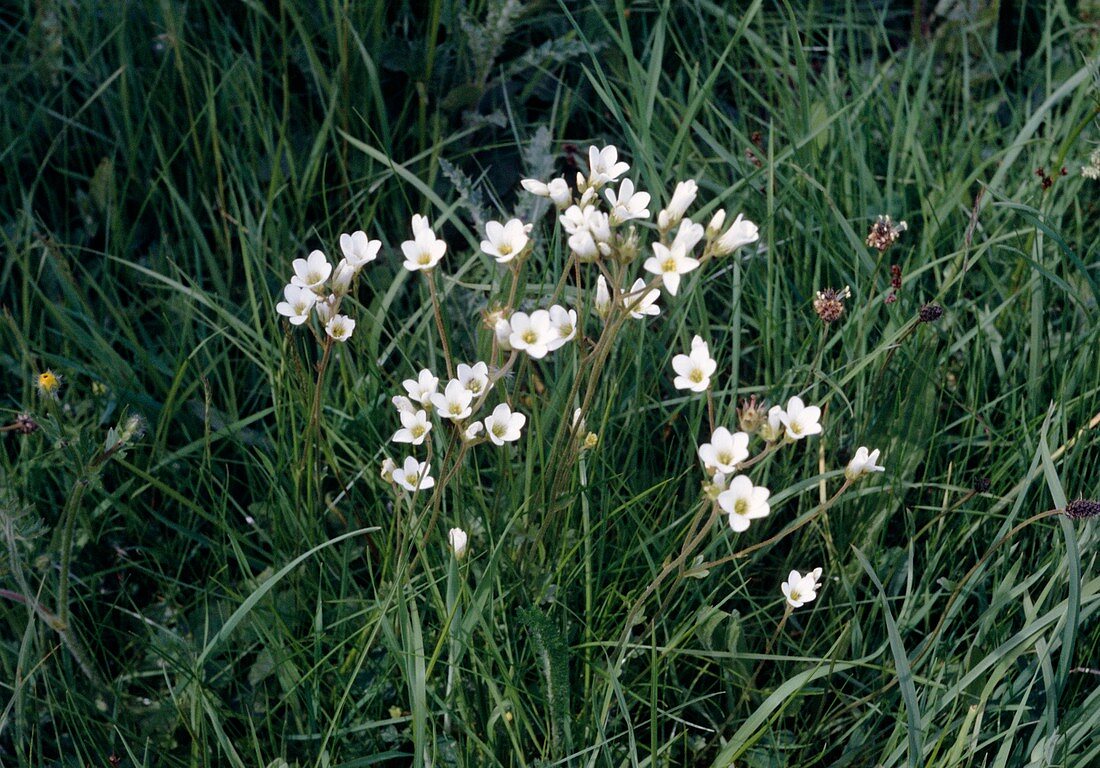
[{"left": 2, "top": 1, "right": 1098, "bottom": 766}]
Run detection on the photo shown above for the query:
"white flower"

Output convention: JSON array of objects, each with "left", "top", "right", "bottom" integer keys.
[
  {"left": 493, "top": 316, "right": 513, "bottom": 351},
  {"left": 509, "top": 310, "right": 555, "bottom": 359},
  {"left": 644, "top": 242, "right": 700, "bottom": 296},
  {"left": 313, "top": 294, "right": 337, "bottom": 323},
  {"left": 713, "top": 213, "right": 760, "bottom": 256},
  {"left": 587, "top": 145, "right": 630, "bottom": 187},
  {"left": 781, "top": 568, "right": 823, "bottom": 609},
  {"left": 410, "top": 213, "right": 433, "bottom": 238},
  {"left": 561, "top": 207, "right": 611, "bottom": 261},
  {"left": 623, "top": 278, "right": 661, "bottom": 319},
  {"left": 457, "top": 362, "right": 491, "bottom": 396},
  {"left": 482, "top": 403, "right": 526, "bottom": 445},
  {"left": 392, "top": 409, "right": 433, "bottom": 445},
  {"left": 463, "top": 421, "right": 484, "bottom": 441},
  {"left": 325, "top": 314, "right": 356, "bottom": 342},
  {"left": 290, "top": 250, "right": 332, "bottom": 290},
  {"left": 759, "top": 405, "right": 786, "bottom": 442},
  {"left": 339, "top": 230, "right": 381, "bottom": 268},
  {"left": 392, "top": 456, "right": 435, "bottom": 492},
  {"left": 401, "top": 217, "right": 447, "bottom": 271},
  {"left": 594, "top": 275, "right": 612, "bottom": 319},
  {"left": 605, "top": 178, "right": 651, "bottom": 224},
  {"left": 403, "top": 369, "right": 439, "bottom": 406},
  {"left": 707, "top": 209, "right": 726, "bottom": 237},
  {"left": 845, "top": 446, "right": 885, "bottom": 482},
  {"left": 330, "top": 259, "right": 355, "bottom": 294},
  {"left": 431, "top": 379, "right": 474, "bottom": 422},
  {"left": 275, "top": 284, "right": 317, "bottom": 325},
  {"left": 671, "top": 220, "right": 705, "bottom": 253},
  {"left": 546, "top": 305, "right": 578, "bottom": 351},
  {"left": 697, "top": 427, "right": 750, "bottom": 474},
  {"left": 448, "top": 527, "right": 469, "bottom": 559},
  {"left": 521, "top": 177, "right": 572, "bottom": 208},
  {"left": 392, "top": 395, "right": 416, "bottom": 414},
  {"left": 380, "top": 457, "right": 397, "bottom": 482},
  {"left": 779, "top": 396, "right": 823, "bottom": 440},
  {"left": 480, "top": 219, "right": 530, "bottom": 264},
  {"left": 718, "top": 475, "right": 771, "bottom": 533},
  {"left": 559, "top": 205, "right": 589, "bottom": 235},
  {"left": 672, "top": 335, "right": 717, "bottom": 392},
  {"left": 658, "top": 180, "right": 697, "bottom": 227}
]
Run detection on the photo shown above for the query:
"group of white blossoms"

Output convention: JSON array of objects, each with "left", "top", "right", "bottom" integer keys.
[{"left": 274, "top": 144, "right": 887, "bottom": 609}]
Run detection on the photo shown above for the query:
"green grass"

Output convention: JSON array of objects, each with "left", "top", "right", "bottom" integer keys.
[{"left": 2, "top": 1, "right": 1099, "bottom": 766}]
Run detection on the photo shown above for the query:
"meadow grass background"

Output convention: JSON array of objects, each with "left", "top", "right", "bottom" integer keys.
[{"left": 2, "top": 1, "right": 1099, "bottom": 766}]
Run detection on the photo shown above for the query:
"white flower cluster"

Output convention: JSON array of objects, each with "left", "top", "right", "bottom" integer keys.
[
  {"left": 382, "top": 363, "right": 526, "bottom": 493},
  {"left": 275, "top": 231, "right": 381, "bottom": 342}
]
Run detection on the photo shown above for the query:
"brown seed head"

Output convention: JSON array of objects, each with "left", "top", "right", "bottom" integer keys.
[
  {"left": 737, "top": 395, "right": 767, "bottom": 434},
  {"left": 866, "top": 215, "right": 907, "bottom": 252},
  {"left": 13, "top": 413, "right": 39, "bottom": 434},
  {"left": 814, "top": 286, "right": 851, "bottom": 324}
]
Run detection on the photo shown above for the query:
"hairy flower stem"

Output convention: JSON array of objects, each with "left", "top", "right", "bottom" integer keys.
[
  {"left": 427, "top": 271, "right": 455, "bottom": 379},
  {"left": 56, "top": 476, "right": 89, "bottom": 633}
]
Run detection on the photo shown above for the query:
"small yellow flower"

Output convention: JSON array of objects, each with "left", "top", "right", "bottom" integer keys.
[{"left": 35, "top": 370, "right": 62, "bottom": 397}]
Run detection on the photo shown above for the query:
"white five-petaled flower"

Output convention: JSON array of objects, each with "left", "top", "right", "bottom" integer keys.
[
  {"left": 759, "top": 405, "right": 786, "bottom": 442},
  {"left": 671, "top": 220, "right": 705, "bottom": 253},
  {"left": 718, "top": 475, "right": 771, "bottom": 533},
  {"left": 546, "top": 305, "right": 578, "bottom": 351},
  {"left": 457, "top": 362, "right": 491, "bottom": 396},
  {"left": 658, "top": 180, "right": 698, "bottom": 229},
  {"left": 672, "top": 335, "right": 717, "bottom": 392},
  {"left": 779, "top": 396, "right": 823, "bottom": 441},
  {"left": 325, "top": 314, "right": 356, "bottom": 342},
  {"left": 480, "top": 219, "right": 530, "bottom": 264},
  {"left": 713, "top": 213, "right": 760, "bottom": 256},
  {"left": 392, "top": 395, "right": 416, "bottom": 414},
  {"left": 781, "top": 567, "right": 823, "bottom": 609},
  {"left": 431, "top": 379, "right": 474, "bottom": 422},
  {"left": 623, "top": 278, "right": 661, "bottom": 319},
  {"left": 605, "top": 178, "right": 651, "bottom": 224},
  {"left": 330, "top": 259, "right": 355, "bottom": 294},
  {"left": 401, "top": 216, "right": 447, "bottom": 271},
  {"left": 594, "top": 275, "right": 612, "bottom": 319},
  {"left": 560, "top": 206, "right": 611, "bottom": 261},
  {"left": 644, "top": 242, "right": 700, "bottom": 296},
  {"left": 448, "top": 527, "right": 469, "bottom": 559},
  {"left": 313, "top": 294, "right": 337, "bottom": 323},
  {"left": 290, "top": 250, "right": 332, "bottom": 291},
  {"left": 403, "top": 369, "right": 439, "bottom": 406},
  {"left": 482, "top": 403, "right": 526, "bottom": 445},
  {"left": 521, "top": 177, "right": 572, "bottom": 208},
  {"left": 493, "top": 316, "right": 513, "bottom": 352},
  {"left": 392, "top": 409, "right": 433, "bottom": 445},
  {"left": 509, "top": 310, "right": 555, "bottom": 359},
  {"left": 380, "top": 457, "right": 397, "bottom": 482},
  {"left": 275, "top": 284, "right": 317, "bottom": 325},
  {"left": 845, "top": 446, "right": 885, "bottom": 482},
  {"left": 339, "top": 230, "right": 381, "bottom": 268},
  {"left": 698, "top": 427, "right": 750, "bottom": 474},
  {"left": 587, "top": 145, "right": 630, "bottom": 188},
  {"left": 392, "top": 456, "right": 435, "bottom": 492}
]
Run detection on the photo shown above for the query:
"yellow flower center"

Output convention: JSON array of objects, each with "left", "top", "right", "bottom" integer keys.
[
  {"left": 492, "top": 423, "right": 506, "bottom": 438},
  {"left": 418, "top": 252, "right": 432, "bottom": 265},
  {"left": 449, "top": 403, "right": 463, "bottom": 416},
  {"left": 37, "top": 371, "right": 60, "bottom": 394},
  {"left": 734, "top": 498, "right": 748, "bottom": 516},
  {"left": 689, "top": 369, "right": 703, "bottom": 383},
  {"left": 789, "top": 422, "right": 802, "bottom": 435},
  {"left": 662, "top": 257, "right": 677, "bottom": 272},
  {"left": 411, "top": 425, "right": 425, "bottom": 438},
  {"left": 522, "top": 330, "right": 538, "bottom": 344},
  {"left": 498, "top": 243, "right": 512, "bottom": 255}
]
